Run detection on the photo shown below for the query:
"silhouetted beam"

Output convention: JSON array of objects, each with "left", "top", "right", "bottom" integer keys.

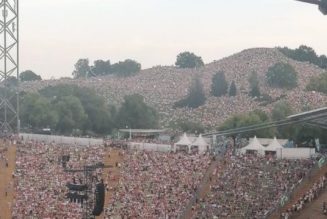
[{"left": 295, "top": 0, "right": 321, "bottom": 5}]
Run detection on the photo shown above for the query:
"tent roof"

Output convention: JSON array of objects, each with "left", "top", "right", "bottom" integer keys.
[
  {"left": 175, "top": 133, "right": 192, "bottom": 146},
  {"left": 192, "top": 134, "right": 208, "bottom": 147},
  {"left": 266, "top": 137, "right": 283, "bottom": 151},
  {"left": 242, "top": 136, "right": 266, "bottom": 151}
]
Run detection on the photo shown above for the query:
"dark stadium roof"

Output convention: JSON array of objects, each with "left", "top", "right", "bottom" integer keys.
[{"left": 288, "top": 107, "right": 327, "bottom": 129}]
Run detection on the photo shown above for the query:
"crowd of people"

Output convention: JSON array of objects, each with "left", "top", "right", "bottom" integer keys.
[
  {"left": 194, "top": 150, "right": 315, "bottom": 218},
  {"left": 105, "top": 150, "right": 211, "bottom": 218},
  {"left": 281, "top": 175, "right": 327, "bottom": 219},
  {"left": 11, "top": 141, "right": 104, "bottom": 219},
  {"left": 20, "top": 48, "right": 327, "bottom": 128}
]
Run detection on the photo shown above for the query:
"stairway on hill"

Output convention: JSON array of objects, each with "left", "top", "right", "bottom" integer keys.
[
  {"left": 181, "top": 156, "right": 225, "bottom": 219},
  {"left": 96, "top": 148, "right": 123, "bottom": 219}
]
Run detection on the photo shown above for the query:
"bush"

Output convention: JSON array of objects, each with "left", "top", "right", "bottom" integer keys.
[{"left": 266, "top": 62, "right": 298, "bottom": 88}]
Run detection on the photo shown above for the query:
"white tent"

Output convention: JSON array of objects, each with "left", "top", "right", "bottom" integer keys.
[
  {"left": 266, "top": 137, "right": 283, "bottom": 151},
  {"left": 240, "top": 136, "right": 266, "bottom": 155},
  {"left": 192, "top": 134, "right": 208, "bottom": 154},
  {"left": 174, "top": 133, "right": 192, "bottom": 152}
]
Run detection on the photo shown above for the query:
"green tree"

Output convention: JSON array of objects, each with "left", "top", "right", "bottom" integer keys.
[
  {"left": 307, "top": 72, "right": 327, "bottom": 94},
  {"left": 220, "top": 110, "right": 275, "bottom": 138},
  {"left": 55, "top": 95, "right": 88, "bottom": 134},
  {"left": 174, "top": 76, "right": 206, "bottom": 108},
  {"left": 175, "top": 52, "right": 204, "bottom": 68},
  {"left": 20, "top": 93, "right": 58, "bottom": 129},
  {"left": 92, "top": 60, "right": 111, "bottom": 76},
  {"left": 278, "top": 45, "right": 327, "bottom": 69},
  {"left": 72, "top": 59, "right": 91, "bottom": 78},
  {"left": 229, "top": 81, "right": 237, "bottom": 96},
  {"left": 20, "top": 70, "right": 42, "bottom": 82},
  {"left": 115, "top": 94, "right": 158, "bottom": 129},
  {"left": 111, "top": 59, "right": 141, "bottom": 76},
  {"left": 6, "top": 76, "right": 18, "bottom": 88},
  {"left": 248, "top": 71, "right": 261, "bottom": 97},
  {"left": 171, "top": 120, "right": 205, "bottom": 134},
  {"left": 211, "top": 71, "right": 228, "bottom": 97},
  {"left": 266, "top": 62, "right": 298, "bottom": 88},
  {"left": 271, "top": 101, "right": 294, "bottom": 138},
  {"left": 40, "top": 85, "right": 114, "bottom": 134}
]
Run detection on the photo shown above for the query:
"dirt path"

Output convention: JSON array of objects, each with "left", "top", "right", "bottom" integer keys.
[
  {"left": 0, "top": 143, "right": 16, "bottom": 219},
  {"left": 293, "top": 188, "right": 327, "bottom": 219},
  {"left": 96, "top": 148, "right": 123, "bottom": 219}
]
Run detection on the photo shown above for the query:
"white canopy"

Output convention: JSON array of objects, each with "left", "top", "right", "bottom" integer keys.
[
  {"left": 240, "top": 136, "right": 266, "bottom": 155},
  {"left": 175, "top": 133, "right": 192, "bottom": 146},
  {"left": 192, "top": 134, "right": 208, "bottom": 153},
  {"left": 266, "top": 137, "right": 283, "bottom": 151}
]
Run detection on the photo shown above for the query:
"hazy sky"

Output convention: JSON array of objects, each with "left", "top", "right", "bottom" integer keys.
[{"left": 20, "top": 0, "right": 327, "bottom": 79}]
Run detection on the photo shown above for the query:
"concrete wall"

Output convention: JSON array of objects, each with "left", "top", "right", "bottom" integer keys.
[{"left": 276, "top": 148, "right": 316, "bottom": 159}]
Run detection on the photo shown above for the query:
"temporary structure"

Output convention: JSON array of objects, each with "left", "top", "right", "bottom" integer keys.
[
  {"left": 240, "top": 136, "right": 266, "bottom": 155},
  {"left": 174, "top": 133, "right": 192, "bottom": 152},
  {"left": 266, "top": 137, "right": 283, "bottom": 151},
  {"left": 192, "top": 134, "right": 208, "bottom": 154}
]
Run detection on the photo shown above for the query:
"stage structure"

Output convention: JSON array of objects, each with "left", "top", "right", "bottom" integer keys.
[
  {"left": 0, "top": 0, "right": 19, "bottom": 134},
  {"left": 64, "top": 163, "right": 111, "bottom": 219}
]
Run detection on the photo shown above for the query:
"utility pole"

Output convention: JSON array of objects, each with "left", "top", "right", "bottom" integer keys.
[{"left": 0, "top": 0, "right": 19, "bottom": 134}]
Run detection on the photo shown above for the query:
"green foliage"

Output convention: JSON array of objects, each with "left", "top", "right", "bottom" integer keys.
[
  {"left": 220, "top": 110, "right": 275, "bottom": 138},
  {"left": 175, "top": 52, "right": 204, "bottom": 68},
  {"left": 174, "top": 76, "right": 206, "bottom": 108},
  {"left": 211, "top": 71, "right": 228, "bottom": 97},
  {"left": 266, "top": 62, "right": 298, "bottom": 88},
  {"left": 54, "top": 96, "right": 88, "bottom": 134},
  {"left": 229, "top": 81, "right": 237, "bottom": 96},
  {"left": 40, "top": 85, "right": 114, "bottom": 134},
  {"left": 20, "top": 70, "right": 42, "bottom": 82},
  {"left": 92, "top": 60, "right": 111, "bottom": 76},
  {"left": 248, "top": 71, "right": 261, "bottom": 97},
  {"left": 307, "top": 72, "right": 327, "bottom": 94},
  {"left": 278, "top": 45, "right": 327, "bottom": 69},
  {"left": 115, "top": 94, "right": 158, "bottom": 129},
  {"left": 72, "top": 59, "right": 91, "bottom": 79},
  {"left": 6, "top": 76, "right": 18, "bottom": 89},
  {"left": 271, "top": 101, "right": 295, "bottom": 139},
  {"left": 111, "top": 59, "right": 141, "bottom": 76},
  {"left": 20, "top": 93, "right": 58, "bottom": 129},
  {"left": 170, "top": 120, "right": 205, "bottom": 134}
]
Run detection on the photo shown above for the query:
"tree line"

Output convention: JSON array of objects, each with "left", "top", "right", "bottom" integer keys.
[
  {"left": 19, "top": 85, "right": 158, "bottom": 136},
  {"left": 278, "top": 45, "right": 327, "bottom": 69}
]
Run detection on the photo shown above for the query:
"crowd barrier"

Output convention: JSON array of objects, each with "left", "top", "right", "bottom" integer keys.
[{"left": 19, "top": 133, "right": 104, "bottom": 146}]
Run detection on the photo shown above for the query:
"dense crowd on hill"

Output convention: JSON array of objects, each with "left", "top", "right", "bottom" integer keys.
[
  {"left": 11, "top": 141, "right": 104, "bottom": 219},
  {"left": 194, "top": 151, "right": 315, "bottom": 218},
  {"left": 20, "top": 48, "right": 327, "bottom": 128},
  {"left": 104, "top": 150, "right": 211, "bottom": 218},
  {"left": 21, "top": 48, "right": 327, "bottom": 129}
]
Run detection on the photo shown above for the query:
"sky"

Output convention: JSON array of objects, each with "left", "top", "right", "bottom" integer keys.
[{"left": 20, "top": 0, "right": 327, "bottom": 79}]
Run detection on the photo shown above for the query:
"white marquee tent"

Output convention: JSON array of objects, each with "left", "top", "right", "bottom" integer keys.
[
  {"left": 192, "top": 134, "right": 208, "bottom": 154},
  {"left": 266, "top": 137, "right": 283, "bottom": 151},
  {"left": 174, "top": 133, "right": 192, "bottom": 152},
  {"left": 240, "top": 136, "right": 266, "bottom": 155}
]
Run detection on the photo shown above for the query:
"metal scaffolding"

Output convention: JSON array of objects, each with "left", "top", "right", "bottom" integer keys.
[{"left": 0, "top": 0, "right": 19, "bottom": 134}]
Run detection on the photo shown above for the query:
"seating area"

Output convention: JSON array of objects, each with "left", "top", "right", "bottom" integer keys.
[
  {"left": 194, "top": 150, "right": 315, "bottom": 218},
  {"left": 104, "top": 150, "right": 211, "bottom": 218}
]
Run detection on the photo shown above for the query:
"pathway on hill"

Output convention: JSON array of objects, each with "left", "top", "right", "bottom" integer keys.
[
  {"left": 296, "top": 188, "right": 327, "bottom": 219},
  {"left": 182, "top": 156, "right": 224, "bottom": 219},
  {"left": 0, "top": 143, "right": 16, "bottom": 219},
  {"left": 270, "top": 164, "right": 327, "bottom": 219},
  {"left": 96, "top": 148, "right": 123, "bottom": 219}
]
